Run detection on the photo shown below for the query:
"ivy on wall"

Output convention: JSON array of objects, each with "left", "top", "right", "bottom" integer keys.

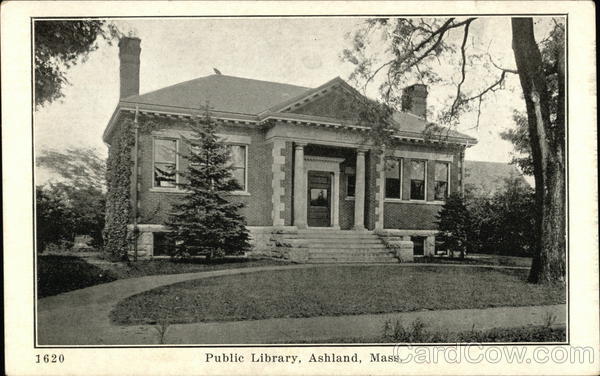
[
  {"left": 102, "top": 114, "right": 186, "bottom": 259},
  {"left": 103, "top": 117, "right": 135, "bottom": 260}
]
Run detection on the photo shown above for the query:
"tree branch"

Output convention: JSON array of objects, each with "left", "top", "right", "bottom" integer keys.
[
  {"left": 449, "top": 18, "right": 475, "bottom": 119},
  {"left": 464, "top": 70, "right": 509, "bottom": 102},
  {"left": 489, "top": 53, "right": 518, "bottom": 74}
]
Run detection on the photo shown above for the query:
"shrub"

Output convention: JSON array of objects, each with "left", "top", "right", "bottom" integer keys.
[
  {"left": 37, "top": 255, "right": 117, "bottom": 297},
  {"left": 465, "top": 176, "right": 535, "bottom": 256},
  {"left": 167, "top": 109, "right": 251, "bottom": 259},
  {"left": 436, "top": 193, "right": 470, "bottom": 258},
  {"left": 36, "top": 147, "right": 107, "bottom": 251},
  {"left": 382, "top": 318, "right": 565, "bottom": 343},
  {"left": 36, "top": 186, "right": 74, "bottom": 252}
]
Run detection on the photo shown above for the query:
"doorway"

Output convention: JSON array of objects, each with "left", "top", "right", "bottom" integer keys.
[{"left": 307, "top": 171, "right": 331, "bottom": 227}]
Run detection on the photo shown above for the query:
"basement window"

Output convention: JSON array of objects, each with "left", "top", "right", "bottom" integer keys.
[
  {"left": 153, "top": 232, "right": 174, "bottom": 256},
  {"left": 411, "top": 236, "right": 426, "bottom": 256}
]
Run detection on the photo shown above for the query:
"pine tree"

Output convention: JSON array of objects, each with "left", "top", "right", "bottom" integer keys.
[
  {"left": 436, "top": 193, "right": 470, "bottom": 258},
  {"left": 167, "top": 108, "right": 251, "bottom": 259}
]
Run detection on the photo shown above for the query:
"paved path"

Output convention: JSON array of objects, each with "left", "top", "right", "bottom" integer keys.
[{"left": 37, "top": 263, "right": 563, "bottom": 345}]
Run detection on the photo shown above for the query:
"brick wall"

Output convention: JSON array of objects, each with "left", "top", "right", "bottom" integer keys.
[
  {"left": 382, "top": 143, "right": 463, "bottom": 230},
  {"left": 384, "top": 202, "right": 442, "bottom": 229},
  {"left": 134, "top": 117, "right": 273, "bottom": 227},
  {"left": 113, "top": 113, "right": 465, "bottom": 232}
]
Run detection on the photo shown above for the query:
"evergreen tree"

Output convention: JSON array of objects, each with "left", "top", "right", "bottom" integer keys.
[
  {"left": 167, "top": 109, "right": 251, "bottom": 259},
  {"left": 436, "top": 193, "right": 470, "bottom": 258}
]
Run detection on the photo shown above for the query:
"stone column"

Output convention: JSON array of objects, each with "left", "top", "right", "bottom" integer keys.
[
  {"left": 293, "top": 143, "right": 307, "bottom": 229},
  {"left": 375, "top": 150, "right": 385, "bottom": 231},
  {"left": 354, "top": 148, "right": 367, "bottom": 230},
  {"left": 271, "top": 141, "right": 286, "bottom": 227},
  {"left": 332, "top": 170, "right": 340, "bottom": 229}
]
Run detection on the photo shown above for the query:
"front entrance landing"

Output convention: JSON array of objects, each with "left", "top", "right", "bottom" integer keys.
[{"left": 264, "top": 228, "right": 414, "bottom": 263}]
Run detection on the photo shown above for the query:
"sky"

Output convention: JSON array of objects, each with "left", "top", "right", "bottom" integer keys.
[{"left": 34, "top": 17, "right": 555, "bottom": 183}]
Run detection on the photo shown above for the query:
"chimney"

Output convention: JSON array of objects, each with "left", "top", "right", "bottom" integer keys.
[
  {"left": 401, "top": 84, "right": 428, "bottom": 120},
  {"left": 118, "top": 37, "right": 141, "bottom": 98}
]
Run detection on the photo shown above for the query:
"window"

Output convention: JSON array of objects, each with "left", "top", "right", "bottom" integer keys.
[
  {"left": 385, "top": 159, "right": 401, "bottom": 199},
  {"left": 434, "top": 162, "right": 450, "bottom": 200},
  {"left": 310, "top": 188, "right": 328, "bottom": 206},
  {"left": 409, "top": 160, "right": 426, "bottom": 200},
  {"left": 188, "top": 143, "right": 247, "bottom": 191},
  {"left": 153, "top": 232, "right": 174, "bottom": 256},
  {"left": 153, "top": 138, "right": 177, "bottom": 188},
  {"left": 189, "top": 144, "right": 201, "bottom": 167},
  {"left": 346, "top": 174, "right": 355, "bottom": 197},
  {"left": 411, "top": 236, "right": 426, "bottom": 256},
  {"left": 228, "top": 144, "right": 247, "bottom": 191}
]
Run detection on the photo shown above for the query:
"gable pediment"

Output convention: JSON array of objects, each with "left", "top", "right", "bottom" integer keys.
[{"left": 287, "top": 84, "right": 365, "bottom": 122}]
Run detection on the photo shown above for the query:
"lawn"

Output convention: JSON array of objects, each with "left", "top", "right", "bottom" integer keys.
[
  {"left": 419, "top": 254, "right": 532, "bottom": 268},
  {"left": 110, "top": 265, "right": 565, "bottom": 326},
  {"left": 37, "top": 254, "right": 289, "bottom": 298},
  {"left": 37, "top": 255, "right": 118, "bottom": 298},
  {"left": 287, "top": 325, "right": 566, "bottom": 343}
]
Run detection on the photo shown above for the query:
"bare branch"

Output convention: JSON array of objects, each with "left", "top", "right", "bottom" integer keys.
[
  {"left": 464, "top": 70, "right": 509, "bottom": 102},
  {"left": 363, "top": 59, "right": 395, "bottom": 92},
  {"left": 488, "top": 53, "right": 518, "bottom": 74},
  {"left": 449, "top": 18, "right": 474, "bottom": 119}
]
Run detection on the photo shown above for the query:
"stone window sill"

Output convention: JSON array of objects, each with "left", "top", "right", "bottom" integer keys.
[
  {"left": 384, "top": 199, "right": 445, "bottom": 205},
  {"left": 227, "top": 191, "right": 251, "bottom": 196},
  {"left": 150, "top": 187, "right": 185, "bottom": 194},
  {"left": 149, "top": 188, "right": 251, "bottom": 196}
]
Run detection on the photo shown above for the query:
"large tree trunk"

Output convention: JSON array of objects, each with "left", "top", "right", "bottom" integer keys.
[{"left": 511, "top": 18, "right": 566, "bottom": 283}]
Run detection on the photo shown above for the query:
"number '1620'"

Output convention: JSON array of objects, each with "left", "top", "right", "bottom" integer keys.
[{"left": 36, "top": 354, "right": 64, "bottom": 363}]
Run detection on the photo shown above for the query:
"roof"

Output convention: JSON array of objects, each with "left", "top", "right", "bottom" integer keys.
[
  {"left": 106, "top": 74, "right": 477, "bottom": 145},
  {"left": 121, "top": 74, "right": 310, "bottom": 115},
  {"left": 464, "top": 160, "right": 530, "bottom": 196}
]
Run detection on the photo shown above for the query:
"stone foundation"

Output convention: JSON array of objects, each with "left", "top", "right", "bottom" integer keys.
[
  {"left": 377, "top": 232, "right": 414, "bottom": 262},
  {"left": 124, "top": 225, "right": 437, "bottom": 262},
  {"left": 246, "top": 226, "right": 309, "bottom": 262}
]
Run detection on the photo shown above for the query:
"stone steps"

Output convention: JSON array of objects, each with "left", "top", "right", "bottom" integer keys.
[
  {"left": 296, "top": 238, "right": 381, "bottom": 244},
  {"left": 308, "top": 248, "right": 392, "bottom": 254},
  {"left": 307, "top": 243, "right": 387, "bottom": 249},
  {"left": 298, "top": 233, "right": 380, "bottom": 240},
  {"left": 290, "top": 230, "right": 398, "bottom": 263},
  {"left": 307, "top": 255, "right": 399, "bottom": 263}
]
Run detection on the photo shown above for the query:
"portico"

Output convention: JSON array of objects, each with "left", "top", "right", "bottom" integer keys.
[{"left": 291, "top": 142, "right": 367, "bottom": 230}]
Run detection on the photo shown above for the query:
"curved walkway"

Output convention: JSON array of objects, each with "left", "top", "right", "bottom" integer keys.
[{"left": 37, "top": 263, "right": 563, "bottom": 345}]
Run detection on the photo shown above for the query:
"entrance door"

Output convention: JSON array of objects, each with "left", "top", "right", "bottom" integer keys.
[{"left": 307, "top": 171, "right": 331, "bottom": 227}]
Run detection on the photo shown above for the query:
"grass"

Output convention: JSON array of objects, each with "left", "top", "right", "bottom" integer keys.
[
  {"left": 286, "top": 324, "right": 566, "bottom": 343},
  {"left": 418, "top": 254, "right": 532, "bottom": 268},
  {"left": 37, "top": 255, "right": 118, "bottom": 298},
  {"left": 36, "top": 254, "right": 289, "bottom": 298},
  {"left": 380, "top": 317, "right": 565, "bottom": 343},
  {"left": 110, "top": 265, "right": 565, "bottom": 326},
  {"left": 102, "top": 257, "right": 290, "bottom": 280}
]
